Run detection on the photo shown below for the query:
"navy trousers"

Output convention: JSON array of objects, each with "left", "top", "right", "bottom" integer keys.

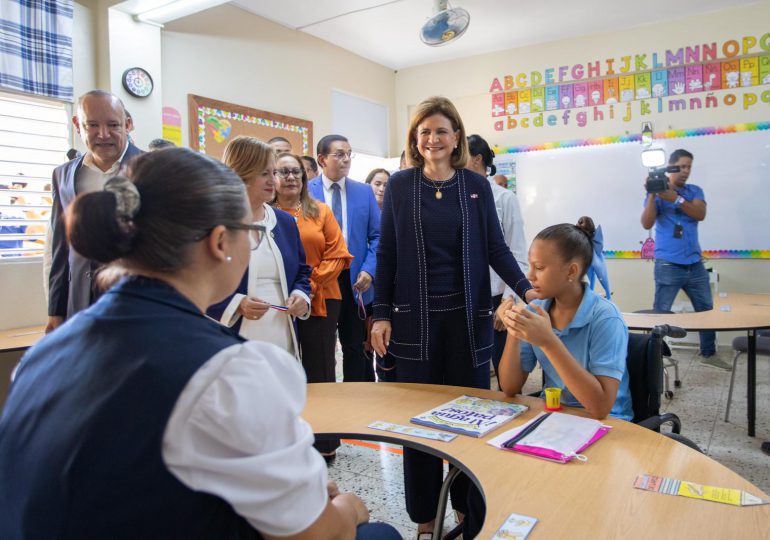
[{"left": 389, "top": 307, "right": 488, "bottom": 538}]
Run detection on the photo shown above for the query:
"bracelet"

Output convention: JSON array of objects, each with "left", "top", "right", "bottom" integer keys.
[{"left": 674, "top": 195, "right": 685, "bottom": 207}]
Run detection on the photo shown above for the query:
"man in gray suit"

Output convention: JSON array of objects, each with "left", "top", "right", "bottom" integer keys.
[{"left": 46, "top": 90, "right": 143, "bottom": 333}]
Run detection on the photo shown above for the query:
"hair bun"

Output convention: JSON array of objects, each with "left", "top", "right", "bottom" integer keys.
[
  {"left": 576, "top": 215, "right": 596, "bottom": 238},
  {"left": 104, "top": 176, "right": 140, "bottom": 234}
]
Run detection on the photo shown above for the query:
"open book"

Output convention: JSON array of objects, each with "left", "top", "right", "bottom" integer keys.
[
  {"left": 487, "top": 411, "right": 611, "bottom": 463},
  {"left": 410, "top": 395, "right": 528, "bottom": 437}
]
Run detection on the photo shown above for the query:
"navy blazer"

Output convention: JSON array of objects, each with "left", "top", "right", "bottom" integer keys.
[
  {"left": 307, "top": 176, "right": 380, "bottom": 305},
  {"left": 373, "top": 168, "right": 532, "bottom": 367},
  {"left": 207, "top": 207, "right": 311, "bottom": 334},
  {"left": 48, "top": 143, "right": 144, "bottom": 318}
]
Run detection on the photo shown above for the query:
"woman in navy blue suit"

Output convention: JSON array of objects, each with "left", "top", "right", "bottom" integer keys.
[
  {"left": 371, "top": 97, "right": 537, "bottom": 539},
  {"left": 208, "top": 137, "right": 311, "bottom": 360}
]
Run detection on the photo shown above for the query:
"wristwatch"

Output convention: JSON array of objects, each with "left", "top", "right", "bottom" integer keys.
[{"left": 674, "top": 195, "right": 685, "bottom": 207}]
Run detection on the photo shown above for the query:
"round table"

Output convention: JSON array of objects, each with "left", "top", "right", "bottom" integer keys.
[
  {"left": 305, "top": 382, "right": 770, "bottom": 538},
  {"left": 623, "top": 292, "right": 770, "bottom": 436}
]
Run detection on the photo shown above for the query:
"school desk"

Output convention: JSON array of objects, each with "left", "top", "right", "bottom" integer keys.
[
  {"left": 623, "top": 293, "right": 770, "bottom": 437},
  {"left": 304, "top": 382, "right": 770, "bottom": 538}
]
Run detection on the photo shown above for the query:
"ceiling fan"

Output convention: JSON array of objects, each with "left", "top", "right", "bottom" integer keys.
[{"left": 420, "top": 0, "right": 471, "bottom": 47}]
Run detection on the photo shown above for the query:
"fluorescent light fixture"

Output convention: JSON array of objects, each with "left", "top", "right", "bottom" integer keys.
[{"left": 134, "top": 0, "right": 230, "bottom": 25}]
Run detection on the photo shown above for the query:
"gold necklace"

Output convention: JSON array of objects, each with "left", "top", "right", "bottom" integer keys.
[
  {"left": 279, "top": 202, "right": 302, "bottom": 221},
  {"left": 423, "top": 170, "right": 455, "bottom": 200}
]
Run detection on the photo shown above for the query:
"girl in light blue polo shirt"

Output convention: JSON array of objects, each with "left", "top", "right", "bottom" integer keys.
[{"left": 498, "top": 217, "right": 633, "bottom": 420}]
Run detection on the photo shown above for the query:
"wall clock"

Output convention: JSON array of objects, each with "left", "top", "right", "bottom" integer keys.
[{"left": 122, "top": 67, "right": 154, "bottom": 98}]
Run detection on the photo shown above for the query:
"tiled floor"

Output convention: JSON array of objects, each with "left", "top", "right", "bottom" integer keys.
[{"left": 328, "top": 345, "right": 769, "bottom": 538}]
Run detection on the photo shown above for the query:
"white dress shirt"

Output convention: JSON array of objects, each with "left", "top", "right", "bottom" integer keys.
[
  {"left": 162, "top": 341, "right": 328, "bottom": 537},
  {"left": 321, "top": 174, "right": 348, "bottom": 244},
  {"left": 489, "top": 179, "right": 529, "bottom": 299}
]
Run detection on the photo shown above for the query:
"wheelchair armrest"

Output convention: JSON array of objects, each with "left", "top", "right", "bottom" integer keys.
[{"left": 638, "top": 413, "right": 682, "bottom": 434}]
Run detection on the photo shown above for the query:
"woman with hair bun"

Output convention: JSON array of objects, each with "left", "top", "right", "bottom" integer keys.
[
  {"left": 498, "top": 216, "right": 632, "bottom": 421},
  {"left": 0, "top": 148, "right": 399, "bottom": 540},
  {"left": 466, "top": 133, "right": 529, "bottom": 383}
]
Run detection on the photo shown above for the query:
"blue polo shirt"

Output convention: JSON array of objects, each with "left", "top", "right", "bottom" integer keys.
[
  {"left": 521, "top": 286, "right": 633, "bottom": 421},
  {"left": 646, "top": 183, "right": 705, "bottom": 264}
]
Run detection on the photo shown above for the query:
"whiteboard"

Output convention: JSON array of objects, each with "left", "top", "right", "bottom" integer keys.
[{"left": 506, "top": 129, "right": 770, "bottom": 253}]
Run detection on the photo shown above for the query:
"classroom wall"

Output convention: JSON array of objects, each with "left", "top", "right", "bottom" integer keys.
[
  {"left": 395, "top": 1, "right": 770, "bottom": 325},
  {"left": 394, "top": 2, "right": 770, "bottom": 147},
  {"left": 160, "top": 3, "right": 398, "bottom": 154}
]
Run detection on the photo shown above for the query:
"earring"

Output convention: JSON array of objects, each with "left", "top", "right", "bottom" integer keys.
[
  {"left": 225, "top": 256, "right": 232, "bottom": 262},
  {"left": 568, "top": 277, "right": 573, "bottom": 282}
]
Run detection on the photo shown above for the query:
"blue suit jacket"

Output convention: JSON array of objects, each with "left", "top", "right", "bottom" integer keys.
[
  {"left": 308, "top": 176, "right": 380, "bottom": 305},
  {"left": 373, "top": 168, "right": 532, "bottom": 367},
  {"left": 207, "top": 208, "right": 311, "bottom": 334},
  {"left": 48, "top": 143, "right": 144, "bottom": 318}
]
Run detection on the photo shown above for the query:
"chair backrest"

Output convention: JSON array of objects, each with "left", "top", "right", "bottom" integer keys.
[{"left": 626, "top": 332, "right": 666, "bottom": 424}]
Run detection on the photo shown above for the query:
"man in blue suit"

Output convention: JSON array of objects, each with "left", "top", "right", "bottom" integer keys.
[
  {"left": 308, "top": 135, "right": 380, "bottom": 381},
  {"left": 46, "top": 90, "right": 143, "bottom": 333}
]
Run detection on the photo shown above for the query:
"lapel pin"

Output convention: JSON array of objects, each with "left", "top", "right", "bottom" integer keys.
[{"left": 470, "top": 193, "right": 479, "bottom": 199}]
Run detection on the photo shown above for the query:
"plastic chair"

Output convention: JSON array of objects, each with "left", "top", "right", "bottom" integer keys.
[
  {"left": 627, "top": 325, "right": 702, "bottom": 452},
  {"left": 633, "top": 309, "right": 681, "bottom": 398},
  {"left": 724, "top": 329, "right": 770, "bottom": 422}
]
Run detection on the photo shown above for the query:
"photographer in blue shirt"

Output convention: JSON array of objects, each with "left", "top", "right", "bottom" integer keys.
[{"left": 641, "top": 149, "right": 725, "bottom": 370}]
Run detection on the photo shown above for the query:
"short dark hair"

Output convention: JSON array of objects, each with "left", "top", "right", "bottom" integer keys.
[
  {"left": 534, "top": 216, "right": 596, "bottom": 278},
  {"left": 467, "top": 134, "right": 496, "bottom": 176},
  {"left": 669, "top": 149, "right": 693, "bottom": 164},
  {"left": 66, "top": 148, "right": 80, "bottom": 161},
  {"left": 302, "top": 155, "right": 318, "bottom": 174},
  {"left": 317, "top": 134, "right": 348, "bottom": 156},
  {"left": 67, "top": 148, "right": 248, "bottom": 270},
  {"left": 268, "top": 136, "right": 290, "bottom": 145},
  {"left": 148, "top": 138, "right": 175, "bottom": 151}
]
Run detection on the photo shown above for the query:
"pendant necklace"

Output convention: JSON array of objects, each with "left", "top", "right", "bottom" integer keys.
[{"left": 423, "top": 170, "right": 454, "bottom": 200}]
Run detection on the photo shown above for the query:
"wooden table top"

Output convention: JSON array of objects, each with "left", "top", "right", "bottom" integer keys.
[
  {"left": 305, "top": 382, "right": 770, "bottom": 538},
  {"left": 0, "top": 325, "right": 45, "bottom": 353},
  {"left": 622, "top": 292, "right": 770, "bottom": 332}
]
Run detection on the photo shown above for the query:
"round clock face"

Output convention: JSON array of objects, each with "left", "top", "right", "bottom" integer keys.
[{"left": 122, "top": 67, "right": 153, "bottom": 98}]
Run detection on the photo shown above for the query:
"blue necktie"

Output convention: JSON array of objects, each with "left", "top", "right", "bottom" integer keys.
[{"left": 331, "top": 182, "right": 343, "bottom": 228}]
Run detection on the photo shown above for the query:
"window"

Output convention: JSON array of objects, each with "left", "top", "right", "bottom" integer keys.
[{"left": 0, "top": 92, "right": 70, "bottom": 259}]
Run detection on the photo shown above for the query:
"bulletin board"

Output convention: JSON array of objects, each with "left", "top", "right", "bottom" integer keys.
[
  {"left": 494, "top": 123, "right": 770, "bottom": 258},
  {"left": 187, "top": 94, "right": 313, "bottom": 160}
]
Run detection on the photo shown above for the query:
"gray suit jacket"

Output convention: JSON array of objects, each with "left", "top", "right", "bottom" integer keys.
[{"left": 48, "top": 143, "right": 143, "bottom": 318}]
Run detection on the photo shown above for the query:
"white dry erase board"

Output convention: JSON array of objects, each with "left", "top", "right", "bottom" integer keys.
[{"left": 503, "top": 129, "right": 770, "bottom": 256}]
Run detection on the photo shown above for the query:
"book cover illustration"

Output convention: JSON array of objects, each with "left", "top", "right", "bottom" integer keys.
[{"left": 411, "top": 395, "right": 528, "bottom": 437}]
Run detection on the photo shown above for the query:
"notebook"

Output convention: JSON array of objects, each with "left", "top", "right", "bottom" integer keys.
[{"left": 487, "top": 411, "right": 611, "bottom": 463}]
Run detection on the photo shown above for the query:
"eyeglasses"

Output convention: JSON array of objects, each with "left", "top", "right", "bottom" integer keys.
[
  {"left": 327, "top": 151, "right": 355, "bottom": 160},
  {"left": 275, "top": 167, "right": 303, "bottom": 178},
  {"left": 227, "top": 223, "right": 266, "bottom": 251}
]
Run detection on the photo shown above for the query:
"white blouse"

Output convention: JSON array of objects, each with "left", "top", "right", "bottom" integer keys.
[{"left": 162, "top": 341, "right": 328, "bottom": 537}]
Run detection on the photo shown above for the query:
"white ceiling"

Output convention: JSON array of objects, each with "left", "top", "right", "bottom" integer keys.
[
  {"left": 229, "top": 0, "right": 760, "bottom": 69},
  {"left": 124, "top": 0, "right": 761, "bottom": 70}
]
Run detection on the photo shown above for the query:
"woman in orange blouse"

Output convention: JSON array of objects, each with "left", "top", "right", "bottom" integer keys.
[{"left": 273, "top": 152, "right": 352, "bottom": 436}]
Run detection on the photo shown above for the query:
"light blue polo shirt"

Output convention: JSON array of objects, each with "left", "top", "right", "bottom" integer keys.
[
  {"left": 645, "top": 183, "right": 705, "bottom": 265},
  {"left": 520, "top": 286, "right": 633, "bottom": 421}
]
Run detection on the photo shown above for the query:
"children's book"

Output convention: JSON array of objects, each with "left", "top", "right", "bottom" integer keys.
[{"left": 410, "top": 395, "right": 528, "bottom": 437}]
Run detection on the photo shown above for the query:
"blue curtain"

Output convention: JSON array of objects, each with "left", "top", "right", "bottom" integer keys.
[{"left": 0, "top": 0, "right": 73, "bottom": 101}]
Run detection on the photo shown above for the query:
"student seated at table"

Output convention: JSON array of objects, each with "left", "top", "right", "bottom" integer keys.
[
  {"left": 497, "top": 217, "right": 632, "bottom": 420},
  {"left": 0, "top": 148, "right": 400, "bottom": 540}
]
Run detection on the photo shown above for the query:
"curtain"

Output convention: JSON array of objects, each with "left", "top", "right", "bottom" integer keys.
[{"left": 0, "top": 0, "right": 73, "bottom": 101}]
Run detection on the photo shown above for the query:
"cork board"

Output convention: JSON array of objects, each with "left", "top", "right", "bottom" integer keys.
[{"left": 187, "top": 94, "right": 313, "bottom": 159}]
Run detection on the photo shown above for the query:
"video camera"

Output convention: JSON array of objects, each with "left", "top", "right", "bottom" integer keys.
[{"left": 641, "top": 148, "right": 680, "bottom": 193}]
